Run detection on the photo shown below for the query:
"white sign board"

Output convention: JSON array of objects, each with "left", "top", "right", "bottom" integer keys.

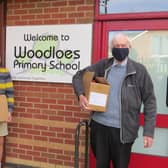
[{"left": 6, "top": 24, "right": 92, "bottom": 83}]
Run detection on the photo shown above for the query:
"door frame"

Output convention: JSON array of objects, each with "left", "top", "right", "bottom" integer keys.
[
  {"left": 0, "top": 0, "right": 6, "bottom": 67},
  {"left": 91, "top": 1, "right": 168, "bottom": 168},
  {"left": 91, "top": 19, "right": 168, "bottom": 168}
]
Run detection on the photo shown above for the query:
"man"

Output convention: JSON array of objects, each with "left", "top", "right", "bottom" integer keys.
[
  {"left": 0, "top": 67, "right": 14, "bottom": 168},
  {"left": 72, "top": 33, "right": 157, "bottom": 168}
]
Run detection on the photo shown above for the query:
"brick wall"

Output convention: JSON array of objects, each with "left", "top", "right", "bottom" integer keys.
[{"left": 6, "top": 0, "right": 94, "bottom": 167}]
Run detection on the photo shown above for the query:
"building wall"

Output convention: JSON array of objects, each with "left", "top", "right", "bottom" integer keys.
[{"left": 6, "top": 0, "right": 94, "bottom": 167}]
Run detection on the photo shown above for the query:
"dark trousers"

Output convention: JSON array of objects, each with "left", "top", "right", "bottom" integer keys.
[{"left": 90, "top": 120, "right": 133, "bottom": 168}]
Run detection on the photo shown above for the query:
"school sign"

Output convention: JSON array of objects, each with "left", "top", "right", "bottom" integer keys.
[{"left": 6, "top": 24, "right": 92, "bottom": 83}]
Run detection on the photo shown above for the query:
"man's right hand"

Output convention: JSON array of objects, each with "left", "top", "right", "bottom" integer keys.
[{"left": 79, "top": 95, "right": 91, "bottom": 111}]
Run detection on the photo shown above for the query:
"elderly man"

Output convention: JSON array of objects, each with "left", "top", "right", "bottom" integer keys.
[{"left": 72, "top": 33, "right": 157, "bottom": 168}]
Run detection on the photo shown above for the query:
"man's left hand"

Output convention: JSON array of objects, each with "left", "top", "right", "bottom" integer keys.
[
  {"left": 7, "top": 112, "right": 12, "bottom": 123},
  {"left": 143, "top": 136, "right": 153, "bottom": 148}
]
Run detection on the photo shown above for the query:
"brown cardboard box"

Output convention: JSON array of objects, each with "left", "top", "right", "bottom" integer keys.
[
  {"left": 83, "top": 71, "right": 110, "bottom": 112},
  {"left": 0, "top": 95, "right": 8, "bottom": 122}
]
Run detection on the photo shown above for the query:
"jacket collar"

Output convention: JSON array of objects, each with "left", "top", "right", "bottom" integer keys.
[
  {"left": 126, "top": 58, "right": 137, "bottom": 75},
  {"left": 104, "top": 57, "right": 136, "bottom": 79}
]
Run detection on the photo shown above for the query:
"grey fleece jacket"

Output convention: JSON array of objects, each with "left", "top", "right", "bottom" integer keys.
[{"left": 72, "top": 57, "right": 157, "bottom": 143}]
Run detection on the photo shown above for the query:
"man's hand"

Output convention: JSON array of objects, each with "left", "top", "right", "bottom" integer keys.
[
  {"left": 143, "top": 136, "right": 153, "bottom": 148},
  {"left": 79, "top": 95, "right": 91, "bottom": 111},
  {"left": 7, "top": 112, "right": 12, "bottom": 123}
]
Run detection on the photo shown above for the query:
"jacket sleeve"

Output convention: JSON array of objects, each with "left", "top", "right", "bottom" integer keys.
[
  {"left": 141, "top": 67, "right": 157, "bottom": 138},
  {"left": 72, "top": 59, "right": 105, "bottom": 98},
  {"left": 5, "top": 70, "right": 14, "bottom": 113}
]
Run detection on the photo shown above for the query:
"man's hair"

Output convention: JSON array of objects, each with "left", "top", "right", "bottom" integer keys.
[{"left": 111, "top": 33, "right": 131, "bottom": 48}]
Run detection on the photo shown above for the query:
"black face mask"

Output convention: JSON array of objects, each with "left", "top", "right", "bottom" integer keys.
[{"left": 112, "top": 47, "right": 129, "bottom": 62}]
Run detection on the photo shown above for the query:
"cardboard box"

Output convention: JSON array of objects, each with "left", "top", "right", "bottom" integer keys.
[
  {"left": 83, "top": 71, "right": 110, "bottom": 112},
  {"left": 0, "top": 95, "right": 8, "bottom": 122}
]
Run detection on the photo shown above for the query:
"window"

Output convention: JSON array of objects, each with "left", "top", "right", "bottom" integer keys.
[
  {"left": 152, "top": 35, "right": 168, "bottom": 57},
  {"left": 99, "top": 0, "right": 168, "bottom": 15},
  {"left": 107, "top": 30, "right": 168, "bottom": 115}
]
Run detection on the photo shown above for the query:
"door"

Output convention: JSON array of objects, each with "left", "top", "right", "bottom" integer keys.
[{"left": 90, "top": 20, "right": 168, "bottom": 168}]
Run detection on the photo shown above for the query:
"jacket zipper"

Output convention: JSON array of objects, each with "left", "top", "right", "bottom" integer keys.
[{"left": 120, "top": 71, "right": 136, "bottom": 144}]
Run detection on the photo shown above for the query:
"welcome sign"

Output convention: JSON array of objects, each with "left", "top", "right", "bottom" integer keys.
[{"left": 6, "top": 24, "right": 92, "bottom": 83}]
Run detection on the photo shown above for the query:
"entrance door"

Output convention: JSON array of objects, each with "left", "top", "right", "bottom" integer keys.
[{"left": 90, "top": 20, "right": 168, "bottom": 168}]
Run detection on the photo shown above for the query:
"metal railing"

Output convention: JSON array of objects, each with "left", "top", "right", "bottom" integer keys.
[{"left": 74, "top": 120, "right": 89, "bottom": 168}]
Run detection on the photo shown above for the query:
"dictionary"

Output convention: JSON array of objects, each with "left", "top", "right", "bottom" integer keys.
[{"left": 0, "top": 95, "right": 8, "bottom": 122}]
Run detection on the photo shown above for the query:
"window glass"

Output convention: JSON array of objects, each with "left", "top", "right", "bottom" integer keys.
[
  {"left": 100, "top": 0, "right": 168, "bottom": 14},
  {"left": 108, "top": 30, "right": 168, "bottom": 115},
  {"left": 152, "top": 35, "right": 168, "bottom": 57},
  {"left": 132, "top": 127, "right": 168, "bottom": 156}
]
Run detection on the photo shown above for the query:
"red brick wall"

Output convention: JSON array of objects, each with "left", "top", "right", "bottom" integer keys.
[{"left": 6, "top": 0, "right": 94, "bottom": 167}]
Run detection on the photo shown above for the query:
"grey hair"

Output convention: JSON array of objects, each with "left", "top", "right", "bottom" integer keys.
[{"left": 111, "top": 33, "right": 131, "bottom": 48}]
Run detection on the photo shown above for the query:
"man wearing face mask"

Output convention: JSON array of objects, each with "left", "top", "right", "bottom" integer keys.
[{"left": 72, "top": 33, "right": 157, "bottom": 168}]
